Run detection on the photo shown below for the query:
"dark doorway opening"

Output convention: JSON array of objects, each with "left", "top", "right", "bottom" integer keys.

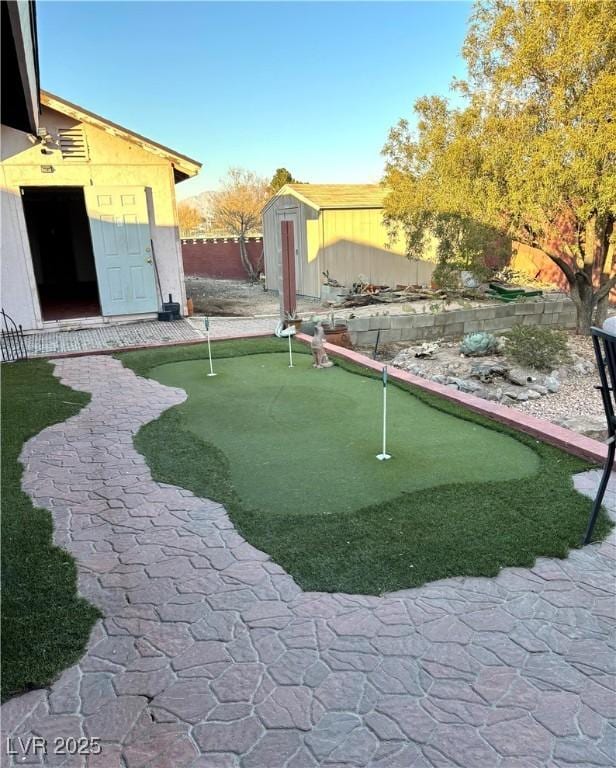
[{"left": 21, "top": 186, "right": 101, "bottom": 321}]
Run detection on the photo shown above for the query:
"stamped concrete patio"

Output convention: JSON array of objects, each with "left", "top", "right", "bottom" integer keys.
[{"left": 2, "top": 355, "right": 615, "bottom": 767}]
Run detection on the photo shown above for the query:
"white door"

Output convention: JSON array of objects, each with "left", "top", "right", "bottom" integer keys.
[{"left": 84, "top": 186, "right": 158, "bottom": 316}]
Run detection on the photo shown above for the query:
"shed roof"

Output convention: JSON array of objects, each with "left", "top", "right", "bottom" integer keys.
[
  {"left": 271, "top": 183, "right": 387, "bottom": 212},
  {"left": 40, "top": 90, "right": 202, "bottom": 182}
]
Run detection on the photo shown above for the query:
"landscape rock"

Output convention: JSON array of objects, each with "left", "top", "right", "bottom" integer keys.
[
  {"left": 556, "top": 416, "right": 606, "bottom": 440},
  {"left": 573, "top": 360, "right": 594, "bottom": 376},
  {"left": 552, "top": 367, "right": 569, "bottom": 381},
  {"left": 527, "top": 383, "right": 548, "bottom": 395},
  {"left": 495, "top": 335, "right": 508, "bottom": 353},
  {"left": 457, "top": 379, "right": 483, "bottom": 394},
  {"left": 387, "top": 330, "right": 604, "bottom": 439},
  {"left": 469, "top": 362, "right": 508, "bottom": 383},
  {"left": 506, "top": 367, "right": 536, "bottom": 386},
  {"left": 414, "top": 342, "right": 439, "bottom": 359}
]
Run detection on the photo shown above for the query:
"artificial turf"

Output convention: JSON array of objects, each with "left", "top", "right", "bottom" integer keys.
[
  {"left": 119, "top": 338, "right": 612, "bottom": 594},
  {"left": 1, "top": 360, "right": 100, "bottom": 700},
  {"left": 150, "top": 354, "right": 539, "bottom": 516}
]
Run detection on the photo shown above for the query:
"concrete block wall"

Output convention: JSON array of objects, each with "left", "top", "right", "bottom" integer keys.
[{"left": 348, "top": 297, "right": 577, "bottom": 346}]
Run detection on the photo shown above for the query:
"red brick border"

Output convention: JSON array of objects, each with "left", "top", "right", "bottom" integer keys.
[{"left": 296, "top": 333, "right": 608, "bottom": 465}]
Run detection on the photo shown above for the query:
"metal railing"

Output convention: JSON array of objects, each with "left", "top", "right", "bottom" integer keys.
[
  {"left": 582, "top": 327, "right": 616, "bottom": 543},
  {"left": 1, "top": 308, "right": 28, "bottom": 362}
]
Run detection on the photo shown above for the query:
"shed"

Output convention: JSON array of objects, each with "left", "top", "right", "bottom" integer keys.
[
  {"left": 1, "top": 90, "right": 201, "bottom": 331},
  {"left": 262, "top": 183, "right": 435, "bottom": 300}
]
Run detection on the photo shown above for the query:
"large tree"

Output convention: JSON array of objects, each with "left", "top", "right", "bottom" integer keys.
[
  {"left": 383, "top": 0, "right": 616, "bottom": 333},
  {"left": 269, "top": 167, "right": 300, "bottom": 194},
  {"left": 177, "top": 201, "right": 203, "bottom": 236},
  {"left": 211, "top": 168, "right": 269, "bottom": 281}
]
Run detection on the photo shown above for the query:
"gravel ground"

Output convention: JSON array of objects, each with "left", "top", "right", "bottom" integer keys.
[
  {"left": 512, "top": 334, "right": 605, "bottom": 427},
  {"left": 513, "top": 377, "right": 604, "bottom": 425},
  {"left": 372, "top": 331, "right": 607, "bottom": 437}
]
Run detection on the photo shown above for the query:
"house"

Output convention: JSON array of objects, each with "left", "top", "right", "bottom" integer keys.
[
  {"left": 262, "top": 183, "right": 435, "bottom": 301},
  {"left": 1, "top": 39, "right": 201, "bottom": 330}
]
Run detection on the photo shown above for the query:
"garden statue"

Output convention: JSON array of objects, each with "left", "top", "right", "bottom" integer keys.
[{"left": 311, "top": 322, "right": 334, "bottom": 368}]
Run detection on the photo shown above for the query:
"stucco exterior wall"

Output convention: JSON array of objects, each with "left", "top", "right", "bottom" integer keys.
[{"left": 1, "top": 105, "right": 187, "bottom": 330}]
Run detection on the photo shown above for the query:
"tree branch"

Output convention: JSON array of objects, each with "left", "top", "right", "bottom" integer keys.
[
  {"left": 595, "top": 273, "right": 616, "bottom": 302},
  {"left": 543, "top": 250, "right": 576, "bottom": 285},
  {"left": 600, "top": 214, "right": 615, "bottom": 271}
]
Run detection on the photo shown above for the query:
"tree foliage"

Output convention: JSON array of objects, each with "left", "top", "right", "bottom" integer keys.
[
  {"left": 383, "top": 0, "right": 616, "bottom": 332},
  {"left": 269, "top": 167, "right": 300, "bottom": 194},
  {"left": 177, "top": 202, "right": 203, "bottom": 235},
  {"left": 211, "top": 168, "right": 269, "bottom": 280}
]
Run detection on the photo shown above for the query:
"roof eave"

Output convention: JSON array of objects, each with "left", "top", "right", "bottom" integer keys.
[
  {"left": 320, "top": 204, "right": 384, "bottom": 211},
  {"left": 262, "top": 184, "right": 321, "bottom": 215},
  {"left": 40, "top": 90, "right": 202, "bottom": 179}
]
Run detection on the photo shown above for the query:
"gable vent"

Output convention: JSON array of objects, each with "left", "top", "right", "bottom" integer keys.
[{"left": 58, "top": 127, "right": 89, "bottom": 160}]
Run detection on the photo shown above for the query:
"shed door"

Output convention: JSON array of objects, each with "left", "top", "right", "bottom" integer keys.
[
  {"left": 281, "top": 220, "right": 297, "bottom": 317},
  {"left": 84, "top": 187, "right": 158, "bottom": 316},
  {"left": 276, "top": 209, "right": 300, "bottom": 291}
]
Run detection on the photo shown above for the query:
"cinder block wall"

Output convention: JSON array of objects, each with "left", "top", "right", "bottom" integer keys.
[{"left": 348, "top": 297, "right": 577, "bottom": 346}]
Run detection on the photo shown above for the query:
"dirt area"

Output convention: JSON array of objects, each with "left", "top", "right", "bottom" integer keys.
[
  {"left": 186, "top": 278, "right": 320, "bottom": 317},
  {"left": 186, "top": 277, "right": 487, "bottom": 320},
  {"left": 362, "top": 331, "right": 607, "bottom": 439}
]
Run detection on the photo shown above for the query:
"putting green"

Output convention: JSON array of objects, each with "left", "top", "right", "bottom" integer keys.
[{"left": 150, "top": 353, "right": 539, "bottom": 516}]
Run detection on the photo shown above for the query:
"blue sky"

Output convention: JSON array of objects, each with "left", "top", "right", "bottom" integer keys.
[{"left": 37, "top": 1, "right": 471, "bottom": 198}]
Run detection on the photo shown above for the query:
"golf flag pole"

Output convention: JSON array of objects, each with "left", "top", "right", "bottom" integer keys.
[
  {"left": 204, "top": 317, "right": 216, "bottom": 377},
  {"left": 288, "top": 328, "right": 294, "bottom": 368},
  {"left": 376, "top": 365, "right": 391, "bottom": 461}
]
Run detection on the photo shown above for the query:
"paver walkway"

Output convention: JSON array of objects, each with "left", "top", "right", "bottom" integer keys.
[
  {"left": 24, "top": 318, "right": 275, "bottom": 359},
  {"left": 188, "top": 316, "right": 277, "bottom": 340},
  {"left": 24, "top": 320, "right": 203, "bottom": 358},
  {"left": 2, "top": 355, "right": 615, "bottom": 767}
]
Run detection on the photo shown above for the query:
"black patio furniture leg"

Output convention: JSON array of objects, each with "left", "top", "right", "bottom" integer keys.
[{"left": 582, "top": 437, "right": 616, "bottom": 545}]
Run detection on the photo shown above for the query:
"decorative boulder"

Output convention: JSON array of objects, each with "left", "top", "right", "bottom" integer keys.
[
  {"left": 414, "top": 342, "right": 440, "bottom": 359},
  {"left": 506, "top": 367, "right": 536, "bottom": 386},
  {"left": 470, "top": 362, "right": 508, "bottom": 383}
]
